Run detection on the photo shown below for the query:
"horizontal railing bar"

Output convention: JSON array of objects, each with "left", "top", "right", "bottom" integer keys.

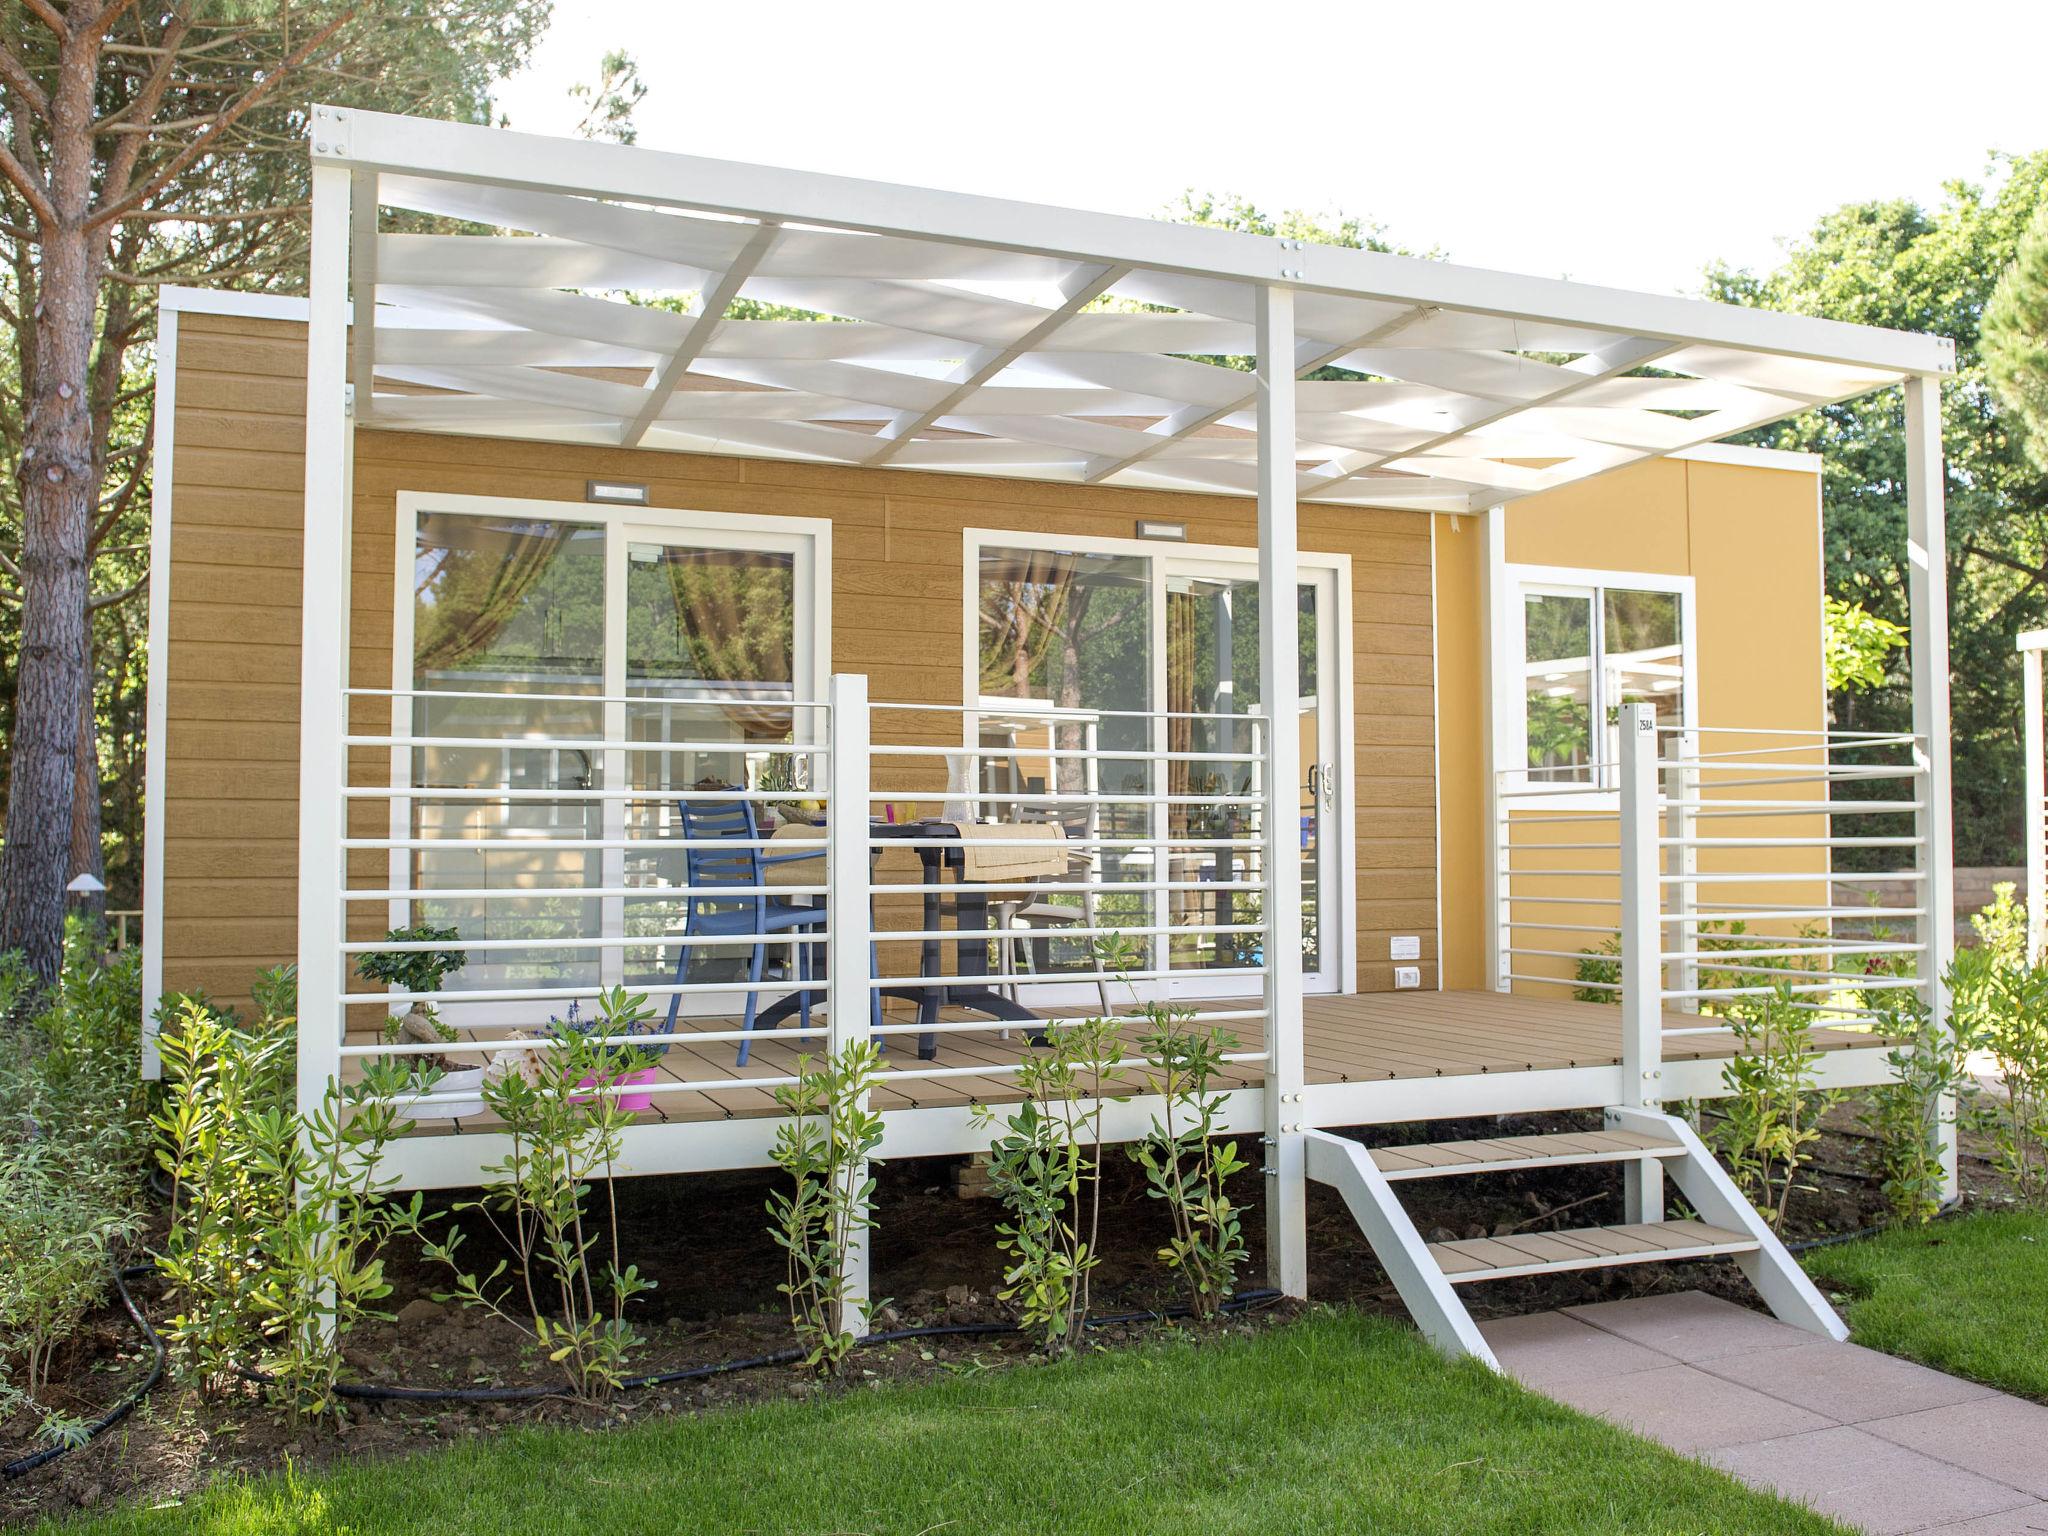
[
  {"left": 343, "top": 735, "right": 827, "bottom": 754},
  {"left": 346, "top": 836, "right": 806, "bottom": 851},
  {"left": 1664, "top": 906, "right": 1924, "bottom": 922},
  {"left": 342, "top": 1025, "right": 786, "bottom": 1055},
  {"left": 1658, "top": 942, "right": 1925, "bottom": 962},
  {"left": 1501, "top": 842, "right": 1620, "bottom": 852},
  {"left": 343, "top": 786, "right": 830, "bottom": 802},
  {"left": 880, "top": 922, "right": 1263, "bottom": 943},
  {"left": 343, "top": 886, "right": 830, "bottom": 901},
  {"left": 1660, "top": 870, "right": 1926, "bottom": 884},
  {"left": 1670, "top": 800, "right": 1924, "bottom": 814},
  {"left": 1502, "top": 920, "right": 1623, "bottom": 935},
  {"left": 1504, "top": 945, "right": 1628, "bottom": 963},
  {"left": 340, "top": 932, "right": 826, "bottom": 954},
  {"left": 1661, "top": 976, "right": 1921, "bottom": 999},
  {"left": 1501, "top": 895, "right": 1623, "bottom": 906},
  {"left": 866, "top": 1009, "right": 1270, "bottom": 1039},
  {"left": 351, "top": 979, "right": 834, "bottom": 1007},
  {"left": 866, "top": 745, "right": 1262, "bottom": 764},
  {"left": 866, "top": 791, "right": 1266, "bottom": 807},
  {"left": 346, "top": 685, "right": 832, "bottom": 710},
  {"left": 1496, "top": 813, "right": 1622, "bottom": 826},
  {"left": 867, "top": 966, "right": 1266, "bottom": 989},
  {"left": 1654, "top": 724, "right": 1922, "bottom": 740},
  {"left": 1657, "top": 836, "right": 1922, "bottom": 848},
  {"left": 871, "top": 700, "right": 1269, "bottom": 722}
]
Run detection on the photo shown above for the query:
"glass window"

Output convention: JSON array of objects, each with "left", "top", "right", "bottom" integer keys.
[
  {"left": 1523, "top": 591, "right": 1595, "bottom": 784},
  {"left": 1519, "top": 579, "right": 1686, "bottom": 783}
]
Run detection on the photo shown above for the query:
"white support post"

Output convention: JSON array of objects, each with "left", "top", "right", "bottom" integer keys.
[
  {"left": 297, "top": 157, "right": 352, "bottom": 1144},
  {"left": 1256, "top": 283, "right": 1307, "bottom": 1299},
  {"left": 1905, "top": 375, "right": 1958, "bottom": 1197},
  {"left": 2021, "top": 632, "right": 2047, "bottom": 962},
  {"left": 825, "top": 671, "right": 873, "bottom": 1334},
  {"left": 1617, "top": 702, "right": 1665, "bottom": 1222}
]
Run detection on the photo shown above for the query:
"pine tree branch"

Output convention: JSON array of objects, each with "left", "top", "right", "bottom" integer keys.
[
  {"left": 21, "top": 0, "right": 68, "bottom": 37},
  {"left": 0, "top": 45, "right": 52, "bottom": 118},
  {"left": 0, "top": 140, "right": 55, "bottom": 227},
  {"left": 87, "top": 7, "right": 354, "bottom": 232},
  {"left": 89, "top": 571, "right": 147, "bottom": 611}
]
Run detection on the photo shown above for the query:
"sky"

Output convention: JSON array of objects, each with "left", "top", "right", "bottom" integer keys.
[{"left": 489, "top": 0, "right": 2048, "bottom": 297}]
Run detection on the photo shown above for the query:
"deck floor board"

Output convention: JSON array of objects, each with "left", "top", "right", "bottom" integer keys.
[{"left": 344, "top": 988, "right": 1883, "bottom": 1137}]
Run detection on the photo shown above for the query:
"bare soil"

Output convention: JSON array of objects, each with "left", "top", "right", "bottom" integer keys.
[{"left": 1, "top": 1097, "right": 2018, "bottom": 1525}]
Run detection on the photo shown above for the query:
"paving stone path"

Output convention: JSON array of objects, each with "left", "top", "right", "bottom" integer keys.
[{"left": 1484, "top": 1292, "right": 2048, "bottom": 1535}]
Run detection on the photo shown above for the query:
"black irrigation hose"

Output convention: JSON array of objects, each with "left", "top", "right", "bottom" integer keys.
[
  {"left": 1783, "top": 1193, "right": 1967, "bottom": 1255},
  {"left": 2, "top": 1265, "right": 166, "bottom": 1482},
  {"left": 321, "top": 1287, "right": 1287, "bottom": 1405}
]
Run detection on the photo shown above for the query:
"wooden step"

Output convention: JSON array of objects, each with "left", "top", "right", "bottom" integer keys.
[
  {"left": 1430, "top": 1219, "right": 1759, "bottom": 1284},
  {"left": 1369, "top": 1129, "right": 1684, "bottom": 1181}
]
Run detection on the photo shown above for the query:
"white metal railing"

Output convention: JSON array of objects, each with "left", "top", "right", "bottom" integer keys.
[
  {"left": 1494, "top": 706, "right": 1933, "bottom": 1116},
  {"left": 315, "top": 676, "right": 1278, "bottom": 1121},
  {"left": 2022, "top": 628, "right": 2048, "bottom": 960}
]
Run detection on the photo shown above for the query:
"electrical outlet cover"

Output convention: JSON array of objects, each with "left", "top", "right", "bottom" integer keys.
[
  {"left": 1394, "top": 966, "right": 1421, "bottom": 989},
  {"left": 1389, "top": 935, "right": 1421, "bottom": 961}
]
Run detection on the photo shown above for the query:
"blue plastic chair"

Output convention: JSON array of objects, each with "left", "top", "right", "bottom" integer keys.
[{"left": 665, "top": 797, "right": 874, "bottom": 1066}]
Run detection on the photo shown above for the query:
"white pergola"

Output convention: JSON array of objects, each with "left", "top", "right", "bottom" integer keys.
[{"left": 294, "top": 105, "right": 1963, "bottom": 1301}]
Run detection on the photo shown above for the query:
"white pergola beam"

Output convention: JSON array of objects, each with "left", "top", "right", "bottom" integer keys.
[
  {"left": 318, "top": 107, "right": 1955, "bottom": 378},
  {"left": 623, "top": 220, "right": 782, "bottom": 449},
  {"left": 864, "top": 262, "right": 1128, "bottom": 467}
]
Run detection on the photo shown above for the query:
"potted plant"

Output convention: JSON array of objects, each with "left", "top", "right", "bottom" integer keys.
[
  {"left": 358, "top": 922, "right": 468, "bottom": 1073},
  {"left": 551, "top": 987, "right": 667, "bottom": 1113}
]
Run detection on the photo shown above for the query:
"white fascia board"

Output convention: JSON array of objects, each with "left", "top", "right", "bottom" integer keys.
[
  {"left": 1671, "top": 441, "right": 1823, "bottom": 475},
  {"left": 312, "top": 105, "right": 1956, "bottom": 380}
]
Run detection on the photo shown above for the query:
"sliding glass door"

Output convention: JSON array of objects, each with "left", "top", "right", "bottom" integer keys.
[
  {"left": 394, "top": 497, "right": 821, "bottom": 1018},
  {"left": 973, "top": 534, "right": 1347, "bottom": 995}
]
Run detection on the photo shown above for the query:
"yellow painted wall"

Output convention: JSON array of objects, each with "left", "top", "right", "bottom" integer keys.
[{"left": 1432, "top": 455, "right": 1827, "bottom": 992}]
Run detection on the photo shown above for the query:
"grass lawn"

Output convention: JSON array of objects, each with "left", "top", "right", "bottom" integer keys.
[
  {"left": 43, "top": 1310, "right": 1847, "bottom": 1536},
  {"left": 1804, "top": 1206, "right": 2048, "bottom": 1400}
]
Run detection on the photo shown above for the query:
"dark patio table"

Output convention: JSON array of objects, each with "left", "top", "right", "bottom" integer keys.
[{"left": 754, "top": 818, "right": 1042, "bottom": 1060}]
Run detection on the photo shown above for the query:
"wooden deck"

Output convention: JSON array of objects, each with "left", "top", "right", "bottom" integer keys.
[{"left": 367, "top": 988, "right": 1886, "bottom": 1136}]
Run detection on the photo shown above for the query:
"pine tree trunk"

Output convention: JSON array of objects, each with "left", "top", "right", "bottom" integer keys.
[
  {"left": 0, "top": 22, "right": 104, "bottom": 982},
  {"left": 0, "top": 228, "right": 95, "bottom": 980}
]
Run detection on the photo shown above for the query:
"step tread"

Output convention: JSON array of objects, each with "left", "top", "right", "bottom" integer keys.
[
  {"left": 1430, "top": 1219, "right": 1757, "bottom": 1281},
  {"left": 1371, "top": 1128, "right": 1682, "bottom": 1177}
]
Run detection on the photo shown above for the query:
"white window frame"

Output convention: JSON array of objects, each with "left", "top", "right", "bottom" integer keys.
[
  {"left": 961, "top": 525, "right": 1357, "bottom": 999},
  {"left": 1496, "top": 561, "right": 1697, "bottom": 805},
  {"left": 387, "top": 491, "right": 831, "bottom": 1020}
]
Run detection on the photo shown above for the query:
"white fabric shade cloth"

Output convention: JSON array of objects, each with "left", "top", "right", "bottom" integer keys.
[{"left": 945, "top": 821, "right": 1071, "bottom": 882}]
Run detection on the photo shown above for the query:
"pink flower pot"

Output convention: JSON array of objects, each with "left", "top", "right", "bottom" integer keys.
[{"left": 572, "top": 1064, "right": 661, "bottom": 1112}]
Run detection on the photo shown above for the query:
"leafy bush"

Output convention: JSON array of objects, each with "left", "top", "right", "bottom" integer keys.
[
  {"left": 973, "top": 1013, "right": 1126, "bottom": 1354},
  {"left": 768, "top": 1041, "right": 886, "bottom": 1374},
  {"left": 1109, "top": 938, "right": 1249, "bottom": 1319},
  {"left": 413, "top": 1027, "right": 656, "bottom": 1400},
  {"left": 0, "top": 927, "right": 149, "bottom": 1436},
  {"left": 1949, "top": 903, "right": 2048, "bottom": 1205},
  {"left": 154, "top": 966, "right": 425, "bottom": 1417},
  {"left": 1713, "top": 983, "right": 1836, "bottom": 1228}
]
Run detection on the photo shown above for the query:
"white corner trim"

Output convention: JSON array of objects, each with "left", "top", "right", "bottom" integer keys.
[
  {"left": 1672, "top": 441, "right": 1822, "bottom": 476},
  {"left": 158, "top": 286, "right": 342, "bottom": 323},
  {"left": 140, "top": 304, "right": 178, "bottom": 1076}
]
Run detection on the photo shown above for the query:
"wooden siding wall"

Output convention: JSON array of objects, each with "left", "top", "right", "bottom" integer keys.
[{"left": 161, "top": 310, "right": 1441, "bottom": 1013}]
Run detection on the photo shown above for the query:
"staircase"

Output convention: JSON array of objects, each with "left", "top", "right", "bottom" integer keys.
[{"left": 1305, "top": 1106, "right": 1848, "bottom": 1371}]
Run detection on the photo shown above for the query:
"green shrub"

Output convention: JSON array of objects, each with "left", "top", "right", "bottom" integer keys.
[
  {"left": 768, "top": 1041, "right": 886, "bottom": 1374},
  {"left": 1714, "top": 983, "right": 1837, "bottom": 1229},
  {"left": 0, "top": 929, "right": 149, "bottom": 1438},
  {"left": 412, "top": 1027, "right": 656, "bottom": 1400}
]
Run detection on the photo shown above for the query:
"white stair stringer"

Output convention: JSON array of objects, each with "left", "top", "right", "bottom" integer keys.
[
  {"left": 1301, "top": 1129, "right": 1500, "bottom": 1369},
  {"left": 1604, "top": 1106, "right": 1849, "bottom": 1342}
]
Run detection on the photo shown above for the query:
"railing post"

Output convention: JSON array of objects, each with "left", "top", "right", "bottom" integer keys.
[
  {"left": 824, "top": 672, "right": 872, "bottom": 1334},
  {"left": 2022, "top": 633, "right": 2046, "bottom": 963},
  {"left": 1618, "top": 702, "right": 1665, "bottom": 1222},
  {"left": 1905, "top": 374, "right": 1957, "bottom": 1197},
  {"left": 1255, "top": 282, "right": 1307, "bottom": 1299}
]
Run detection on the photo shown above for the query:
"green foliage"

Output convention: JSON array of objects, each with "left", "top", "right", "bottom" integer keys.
[
  {"left": 1111, "top": 934, "right": 1250, "bottom": 1317},
  {"left": 767, "top": 1041, "right": 887, "bottom": 1374},
  {"left": 1822, "top": 597, "right": 1907, "bottom": 695},
  {"left": 1949, "top": 917, "right": 2048, "bottom": 1206},
  {"left": 1862, "top": 985, "right": 1975, "bottom": 1225},
  {"left": 355, "top": 923, "right": 468, "bottom": 999},
  {"left": 413, "top": 1029, "right": 655, "bottom": 1400},
  {"left": 1713, "top": 984, "right": 1837, "bottom": 1229},
  {"left": 0, "top": 932, "right": 148, "bottom": 1436},
  {"left": 1985, "top": 199, "right": 2048, "bottom": 474},
  {"left": 569, "top": 49, "right": 646, "bottom": 144},
  {"left": 1703, "top": 152, "right": 2048, "bottom": 864},
  {"left": 972, "top": 1014, "right": 1128, "bottom": 1353}
]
